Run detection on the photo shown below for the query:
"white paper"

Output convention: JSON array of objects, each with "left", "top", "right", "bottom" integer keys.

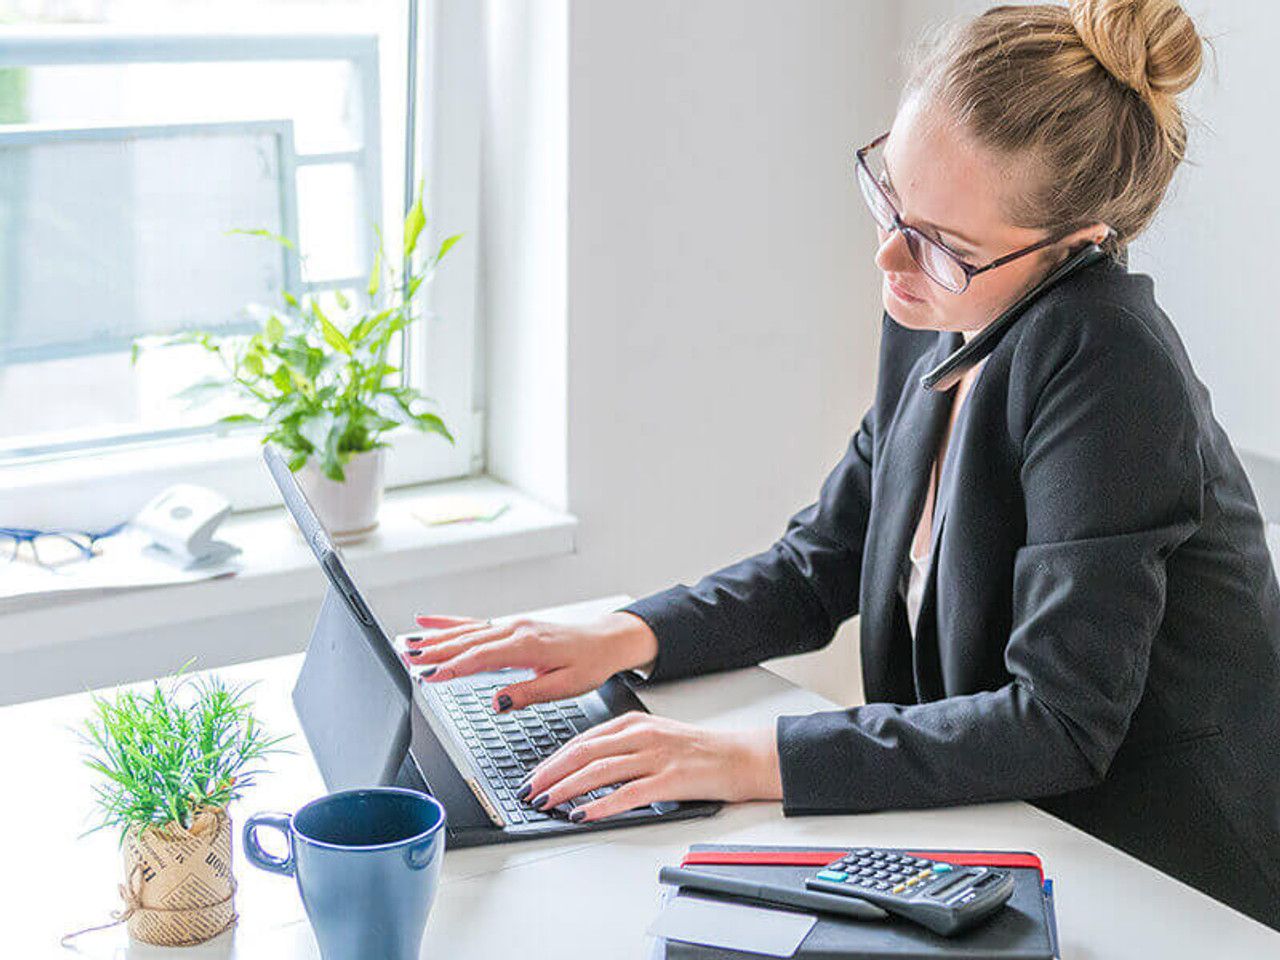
[
  {"left": 647, "top": 896, "right": 817, "bottom": 958},
  {"left": 0, "top": 526, "right": 241, "bottom": 606}
]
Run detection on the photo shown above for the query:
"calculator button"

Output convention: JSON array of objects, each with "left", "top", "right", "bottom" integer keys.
[
  {"left": 816, "top": 870, "right": 848, "bottom": 883},
  {"left": 933, "top": 863, "right": 954, "bottom": 873},
  {"left": 892, "top": 883, "right": 907, "bottom": 893}
]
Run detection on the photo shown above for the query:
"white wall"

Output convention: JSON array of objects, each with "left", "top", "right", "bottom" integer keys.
[
  {"left": 480, "top": 0, "right": 569, "bottom": 513},
  {"left": 565, "top": 0, "right": 899, "bottom": 701},
  {"left": 1127, "top": 1, "right": 1280, "bottom": 511},
  {"left": 481, "top": 0, "right": 899, "bottom": 704}
]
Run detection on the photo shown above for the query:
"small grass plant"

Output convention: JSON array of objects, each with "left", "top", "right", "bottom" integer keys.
[{"left": 79, "top": 669, "right": 288, "bottom": 839}]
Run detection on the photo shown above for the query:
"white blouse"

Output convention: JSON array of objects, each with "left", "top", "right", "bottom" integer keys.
[
  {"left": 903, "top": 539, "right": 931, "bottom": 638},
  {"left": 902, "top": 454, "right": 938, "bottom": 638}
]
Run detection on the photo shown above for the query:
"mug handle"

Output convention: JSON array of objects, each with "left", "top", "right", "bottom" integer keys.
[{"left": 243, "top": 812, "right": 296, "bottom": 877}]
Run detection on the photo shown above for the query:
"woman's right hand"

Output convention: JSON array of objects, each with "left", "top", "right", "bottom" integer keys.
[{"left": 405, "top": 612, "right": 659, "bottom": 714}]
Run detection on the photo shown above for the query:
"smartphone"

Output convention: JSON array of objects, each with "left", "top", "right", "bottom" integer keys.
[{"left": 919, "top": 242, "right": 1108, "bottom": 392}]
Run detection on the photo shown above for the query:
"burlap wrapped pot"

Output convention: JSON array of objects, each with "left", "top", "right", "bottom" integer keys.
[{"left": 119, "top": 806, "right": 238, "bottom": 946}]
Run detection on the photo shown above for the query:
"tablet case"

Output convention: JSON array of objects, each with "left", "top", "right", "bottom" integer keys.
[{"left": 652, "top": 844, "right": 1059, "bottom": 960}]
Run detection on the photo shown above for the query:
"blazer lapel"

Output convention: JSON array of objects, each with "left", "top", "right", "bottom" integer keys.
[
  {"left": 860, "top": 329, "right": 963, "bottom": 704},
  {"left": 913, "top": 351, "right": 988, "bottom": 701}
]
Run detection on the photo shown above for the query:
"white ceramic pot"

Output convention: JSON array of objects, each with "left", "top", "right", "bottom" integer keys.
[{"left": 295, "top": 448, "right": 385, "bottom": 543}]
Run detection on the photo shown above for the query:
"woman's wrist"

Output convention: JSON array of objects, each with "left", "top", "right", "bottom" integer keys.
[
  {"left": 595, "top": 611, "right": 660, "bottom": 675},
  {"left": 726, "top": 726, "right": 783, "bottom": 801}
]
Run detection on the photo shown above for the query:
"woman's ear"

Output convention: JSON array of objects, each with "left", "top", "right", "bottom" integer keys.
[{"left": 1066, "top": 221, "right": 1113, "bottom": 248}]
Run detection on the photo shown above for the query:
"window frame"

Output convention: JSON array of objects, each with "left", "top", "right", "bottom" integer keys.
[{"left": 0, "top": 23, "right": 483, "bottom": 524}]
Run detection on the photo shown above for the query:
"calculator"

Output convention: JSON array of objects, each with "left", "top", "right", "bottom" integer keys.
[{"left": 803, "top": 847, "right": 1015, "bottom": 936}]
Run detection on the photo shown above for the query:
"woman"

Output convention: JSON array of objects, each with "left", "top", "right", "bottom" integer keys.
[{"left": 409, "top": 0, "right": 1280, "bottom": 931}]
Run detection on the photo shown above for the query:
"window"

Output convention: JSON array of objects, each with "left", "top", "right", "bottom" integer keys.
[{"left": 0, "top": 1, "right": 482, "bottom": 523}]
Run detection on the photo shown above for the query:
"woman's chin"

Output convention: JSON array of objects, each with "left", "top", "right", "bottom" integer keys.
[{"left": 882, "top": 289, "right": 934, "bottom": 330}]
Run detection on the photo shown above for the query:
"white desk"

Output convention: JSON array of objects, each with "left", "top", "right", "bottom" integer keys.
[{"left": 4, "top": 595, "right": 1276, "bottom": 958}]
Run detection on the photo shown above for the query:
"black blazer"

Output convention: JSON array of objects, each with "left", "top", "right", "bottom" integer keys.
[{"left": 620, "top": 254, "right": 1280, "bottom": 931}]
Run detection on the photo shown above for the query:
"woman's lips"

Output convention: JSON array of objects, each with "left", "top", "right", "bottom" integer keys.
[{"left": 887, "top": 277, "right": 923, "bottom": 304}]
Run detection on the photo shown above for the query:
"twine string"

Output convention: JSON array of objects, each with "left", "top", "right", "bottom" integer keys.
[
  {"left": 61, "top": 865, "right": 239, "bottom": 947},
  {"left": 61, "top": 814, "right": 239, "bottom": 950}
]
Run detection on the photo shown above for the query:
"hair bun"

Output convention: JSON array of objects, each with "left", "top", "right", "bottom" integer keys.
[{"left": 1070, "top": 0, "right": 1204, "bottom": 153}]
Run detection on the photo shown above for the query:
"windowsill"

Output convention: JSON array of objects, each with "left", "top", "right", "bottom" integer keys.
[{"left": 0, "top": 474, "right": 578, "bottom": 654}]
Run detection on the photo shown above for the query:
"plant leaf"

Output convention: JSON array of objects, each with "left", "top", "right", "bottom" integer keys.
[
  {"left": 312, "top": 301, "right": 352, "bottom": 355},
  {"left": 367, "top": 248, "right": 382, "bottom": 299},
  {"left": 411, "top": 411, "right": 454, "bottom": 442},
  {"left": 435, "top": 233, "right": 463, "bottom": 263},
  {"left": 227, "top": 227, "right": 297, "bottom": 251},
  {"left": 242, "top": 351, "right": 264, "bottom": 378},
  {"left": 175, "top": 377, "right": 230, "bottom": 406},
  {"left": 298, "top": 411, "right": 334, "bottom": 455},
  {"left": 403, "top": 186, "right": 426, "bottom": 259}
]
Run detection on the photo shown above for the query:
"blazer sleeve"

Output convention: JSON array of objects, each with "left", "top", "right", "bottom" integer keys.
[
  {"left": 775, "top": 306, "right": 1204, "bottom": 814},
  {"left": 615, "top": 408, "right": 876, "bottom": 683}
]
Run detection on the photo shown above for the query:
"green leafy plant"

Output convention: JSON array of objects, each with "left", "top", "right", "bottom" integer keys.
[
  {"left": 79, "top": 670, "right": 289, "bottom": 839},
  {"left": 139, "top": 184, "right": 461, "bottom": 481}
]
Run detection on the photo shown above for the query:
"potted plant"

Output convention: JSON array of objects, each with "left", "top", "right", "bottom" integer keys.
[
  {"left": 67, "top": 670, "right": 287, "bottom": 947},
  {"left": 140, "top": 185, "right": 461, "bottom": 540}
]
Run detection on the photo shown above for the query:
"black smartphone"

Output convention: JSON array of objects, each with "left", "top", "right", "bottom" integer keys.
[{"left": 919, "top": 242, "right": 1108, "bottom": 392}]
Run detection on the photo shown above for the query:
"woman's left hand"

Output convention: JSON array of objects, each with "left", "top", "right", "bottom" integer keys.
[{"left": 516, "top": 712, "right": 783, "bottom": 822}]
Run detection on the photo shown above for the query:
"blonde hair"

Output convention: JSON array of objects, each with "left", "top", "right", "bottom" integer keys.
[{"left": 903, "top": 0, "right": 1208, "bottom": 258}]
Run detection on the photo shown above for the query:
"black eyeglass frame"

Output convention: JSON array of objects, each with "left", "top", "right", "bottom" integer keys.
[{"left": 855, "top": 132, "right": 1105, "bottom": 294}]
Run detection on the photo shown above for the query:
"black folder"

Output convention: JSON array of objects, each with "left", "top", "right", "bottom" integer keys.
[{"left": 651, "top": 844, "right": 1059, "bottom": 960}]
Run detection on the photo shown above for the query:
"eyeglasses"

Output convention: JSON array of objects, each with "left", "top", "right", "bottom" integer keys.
[
  {"left": 854, "top": 132, "right": 1091, "bottom": 294},
  {"left": 0, "top": 523, "right": 125, "bottom": 570}
]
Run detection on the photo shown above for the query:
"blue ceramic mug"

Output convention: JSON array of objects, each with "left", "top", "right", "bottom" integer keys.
[{"left": 243, "top": 787, "right": 446, "bottom": 960}]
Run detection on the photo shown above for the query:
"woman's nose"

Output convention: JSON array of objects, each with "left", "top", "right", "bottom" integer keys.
[{"left": 874, "top": 225, "right": 917, "bottom": 276}]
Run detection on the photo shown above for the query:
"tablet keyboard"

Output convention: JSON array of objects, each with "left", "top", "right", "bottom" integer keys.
[{"left": 433, "top": 680, "right": 618, "bottom": 823}]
